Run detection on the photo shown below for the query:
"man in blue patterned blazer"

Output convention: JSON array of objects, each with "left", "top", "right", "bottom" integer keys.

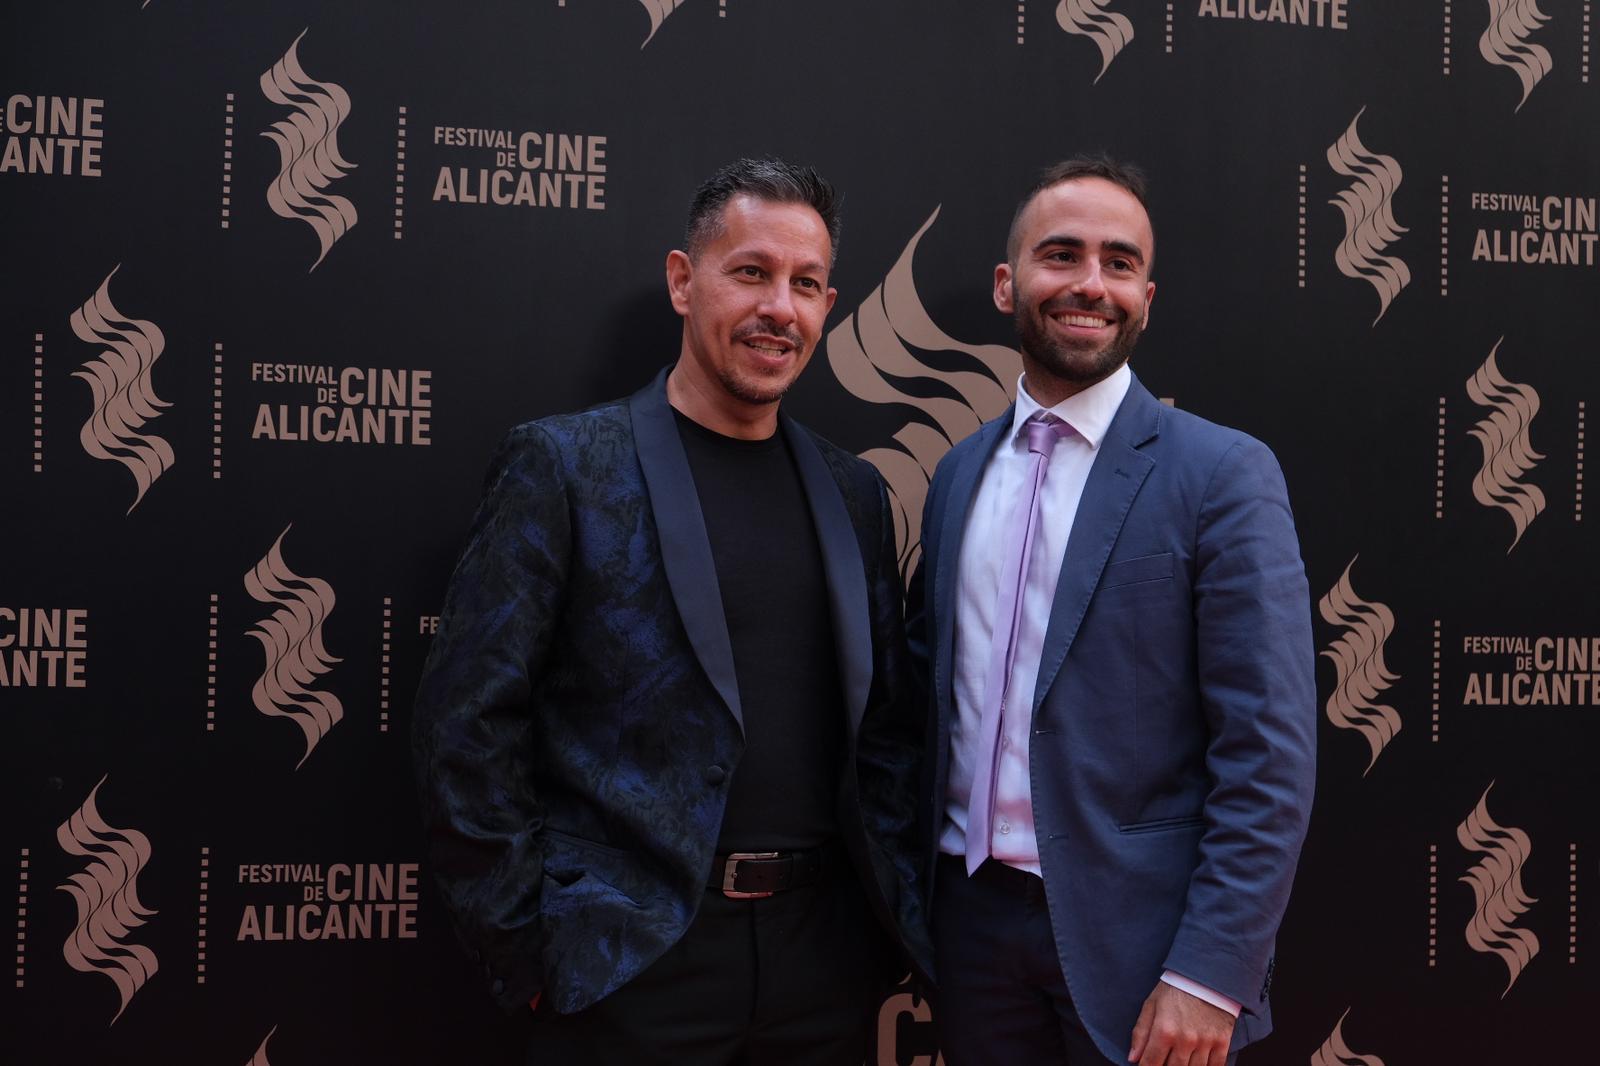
[{"left": 413, "top": 158, "right": 930, "bottom": 1064}]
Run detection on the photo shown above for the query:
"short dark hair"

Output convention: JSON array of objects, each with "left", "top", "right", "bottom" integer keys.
[
  {"left": 684, "top": 157, "right": 842, "bottom": 265},
  {"left": 1006, "top": 154, "right": 1151, "bottom": 264}
]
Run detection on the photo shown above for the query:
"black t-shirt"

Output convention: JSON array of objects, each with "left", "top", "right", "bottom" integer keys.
[{"left": 674, "top": 411, "right": 844, "bottom": 852}]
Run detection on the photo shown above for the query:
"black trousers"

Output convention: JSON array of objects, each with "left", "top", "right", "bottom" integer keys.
[
  {"left": 526, "top": 852, "right": 897, "bottom": 1065},
  {"left": 932, "top": 855, "right": 1237, "bottom": 1066}
]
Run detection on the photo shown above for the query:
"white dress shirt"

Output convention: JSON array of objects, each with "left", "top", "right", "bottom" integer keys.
[{"left": 940, "top": 363, "right": 1241, "bottom": 1018}]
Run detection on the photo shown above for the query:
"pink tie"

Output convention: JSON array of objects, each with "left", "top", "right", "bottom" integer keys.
[{"left": 966, "top": 415, "right": 1074, "bottom": 874}]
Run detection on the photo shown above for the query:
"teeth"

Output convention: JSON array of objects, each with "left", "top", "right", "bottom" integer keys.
[
  {"left": 748, "top": 342, "right": 786, "bottom": 353},
  {"left": 1056, "top": 313, "right": 1108, "bottom": 328}
]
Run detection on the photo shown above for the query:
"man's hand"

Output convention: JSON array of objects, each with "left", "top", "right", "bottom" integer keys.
[{"left": 1128, "top": 981, "right": 1235, "bottom": 1066}]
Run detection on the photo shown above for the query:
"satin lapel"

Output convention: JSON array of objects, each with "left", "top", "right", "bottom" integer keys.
[
  {"left": 1031, "top": 380, "right": 1161, "bottom": 713},
  {"left": 628, "top": 369, "right": 743, "bottom": 733},
  {"left": 782, "top": 417, "right": 872, "bottom": 737},
  {"left": 932, "top": 410, "right": 1014, "bottom": 725}
]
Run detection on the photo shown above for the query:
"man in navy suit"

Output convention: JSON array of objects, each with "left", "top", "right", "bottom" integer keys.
[
  {"left": 907, "top": 157, "right": 1316, "bottom": 1066},
  {"left": 414, "top": 158, "right": 930, "bottom": 1064}
]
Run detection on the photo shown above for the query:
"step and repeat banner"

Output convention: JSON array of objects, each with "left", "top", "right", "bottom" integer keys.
[{"left": 3, "top": 1, "right": 1595, "bottom": 1062}]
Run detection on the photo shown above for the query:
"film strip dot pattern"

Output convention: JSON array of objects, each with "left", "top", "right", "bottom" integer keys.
[
  {"left": 1584, "top": 3, "right": 1592, "bottom": 85},
  {"left": 1572, "top": 843, "right": 1580, "bottom": 963},
  {"left": 33, "top": 333, "right": 43, "bottom": 473},
  {"left": 222, "top": 93, "right": 234, "bottom": 229},
  {"left": 197, "top": 847, "right": 210, "bottom": 984},
  {"left": 1435, "top": 397, "right": 1447, "bottom": 518},
  {"left": 394, "top": 107, "right": 407, "bottom": 240},
  {"left": 720, "top": 0, "right": 727, "bottom": 17},
  {"left": 213, "top": 343, "right": 223, "bottom": 479},
  {"left": 1166, "top": 3, "right": 1175, "bottom": 53},
  {"left": 1428, "top": 843, "right": 1438, "bottom": 966},
  {"left": 1442, "top": 2, "right": 1452, "bottom": 76},
  {"left": 1297, "top": 164, "right": 1307, "bottom": 288},
  {"left": 15, "top": 848, "right": 27, "bottom": 988},
  {"left": 1440, "top": 614, "right": 1452, "bottom": 739},
  {"left": 1017, "top": 1, "right": 1025, "bottom": 45},
  {"left": 1440, "top": 175, "right": 1450, "bottom": 296},
  {"left": 380, "top": 597, "right": 393, "bottom": 733},
  {"left": 1578, "top": 401, "right": 1586, "bottom": 522},
  {"left": 207, "top": 595, "right": 219, "bottom": 732}
]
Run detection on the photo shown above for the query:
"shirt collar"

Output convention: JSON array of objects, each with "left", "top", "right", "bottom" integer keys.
[{"left": 1008, "top": 362, "right": 1132, "bottom": 451}]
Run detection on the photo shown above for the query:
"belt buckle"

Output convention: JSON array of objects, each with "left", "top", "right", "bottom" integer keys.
[{"left": 721, "top": 851, "right": 780, "bottom": 899}]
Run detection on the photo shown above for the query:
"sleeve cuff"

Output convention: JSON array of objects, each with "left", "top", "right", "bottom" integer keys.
[{"left": 1160, "top": 970, "right": 1241, "bottom": 1018}]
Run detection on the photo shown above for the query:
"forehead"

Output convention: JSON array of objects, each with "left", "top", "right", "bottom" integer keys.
[
  {"left": 706, "top": 194, "right": 832, "bottom": 263},
  {"left": 1019, "top": 177, "right": 1153, "bottom": 251}
]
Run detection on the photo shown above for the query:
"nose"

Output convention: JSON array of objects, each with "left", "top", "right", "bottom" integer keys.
[
  {"left": 758, "top": 278, "right": 798, "bottom": 327},
  {"left": 1070, "top": 258, "right": 1107, "bottom": 301}
]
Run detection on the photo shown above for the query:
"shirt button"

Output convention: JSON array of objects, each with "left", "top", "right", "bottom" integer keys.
[
  {"left": 999, "top": 823, "right": 1011, "bottom": 835},
  {"left": 1000, "top": 736, "right": 1010, "bottom": 749}
]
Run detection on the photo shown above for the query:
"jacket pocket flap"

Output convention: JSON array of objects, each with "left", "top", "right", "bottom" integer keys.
[{"left": 1099, "top": 552, "right": 1173, "bottom": 589}]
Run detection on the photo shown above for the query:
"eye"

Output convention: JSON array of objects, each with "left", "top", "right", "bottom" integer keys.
[
  {"left": 1046, "top": 249, "right": 1076, "bottom": 263},
  {"left": 1107, "top": 257, "right": 1134, "bottom": 272},
  {"left": 795, "top": 276, "right": 821, "bottom": 291},
  {"left": 736, "top": 265, "right": 763, "bottom": 279}
]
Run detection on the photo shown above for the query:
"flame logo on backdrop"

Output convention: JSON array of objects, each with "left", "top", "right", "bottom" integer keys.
[
  {"left": 637, "top": 0, "right": 688, "bottom": 47},
  {"left": 1310, "top": 1009, "right": 1385, "bottom": 1066},
  {"left": 261, "top": 29, "right": 358, "bottom": 271},
  {"left": 1326, "top": 107, "right": 1410, "bottom": 326},
  {"left": 827, "top": 207, "right": 1020, "bottom": 578},
  {"left": 1056, "top": 0, "right": 1135, "bottom": 84},
  {"left": 1466, "top": 338, "right": 1544, "bottom": 552},
  {"left": 69, "top": 266, "right": 175, "bottom": 514},
  {"left": 1480, "top": 0, "right": 1554, "bottom": 112},
  {"left": 56, "top": 775, "right": 158, "bottom": 1024},
  {"left": 245, "top": 524, "right": 344, "bottom": 768},
  {"left": 1458, "top": 782, "right": 1540, "bottom": 996},
  {"left": 1317, "top": 556, "right": 1401, "bottom": 776},
  {"left": 246, "top": 1025, "right": 278, "bottom": 1066}
]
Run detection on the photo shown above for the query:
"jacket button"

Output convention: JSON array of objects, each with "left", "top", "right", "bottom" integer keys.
[
  {"left": 491, "top": 978, "right": 505, "bottom": 997},
  {"left": 705, "top": 765, "right": 726, "bottom": 785}
]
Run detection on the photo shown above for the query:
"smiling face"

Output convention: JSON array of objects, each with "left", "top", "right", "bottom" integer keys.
[
  {"left": 995, "top": 176, "right": 1156, "bottom": 407},
  {"left": 665, "top": 194, "right": 838, "bottom": 438}
]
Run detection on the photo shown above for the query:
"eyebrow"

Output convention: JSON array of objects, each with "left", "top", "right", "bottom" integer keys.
[
  {"left": 1033, "top": 234, "right": 1146, "bottom": 264},
  {"left": 726, "top": 247, "right": 829, "bottom": 277}
]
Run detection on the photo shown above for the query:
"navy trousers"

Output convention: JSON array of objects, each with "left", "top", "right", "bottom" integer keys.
[{"left": 933, "top": 855, "right": 1236, "bottom": 1066}]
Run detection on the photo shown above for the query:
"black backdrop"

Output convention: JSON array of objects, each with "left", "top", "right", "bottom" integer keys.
[{"left": 4, "top": 2, "right": 1596, "bottom": 1062}]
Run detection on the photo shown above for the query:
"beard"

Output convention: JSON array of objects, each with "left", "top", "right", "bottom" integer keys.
[
  {"left": 716, "top": 318, "right": 808, "bottom": 406},
  {"left": 1014, "top": 294, "right": 1145, "bottom": 389}
]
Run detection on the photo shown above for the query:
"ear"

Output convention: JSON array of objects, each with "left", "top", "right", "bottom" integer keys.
[
  {"left": 824, "top": 286, "right": 838, "bottom": 316},
  {"left": 993, "top": 262, "right": 1015, "bottom": 314},
  {"left": 666, "top": 250, "right": 693, "bottom": 316},
  {"left": 1142, "top": 280, "right": 1156, "bottom": 331}
]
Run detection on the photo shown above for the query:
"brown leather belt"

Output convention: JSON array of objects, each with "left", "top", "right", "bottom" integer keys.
[{"left": 707, "top": 848, "right": 824, "bottom": 899}]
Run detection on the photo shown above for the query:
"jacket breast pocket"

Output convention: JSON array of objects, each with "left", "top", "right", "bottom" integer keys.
[{"left": 1099, "top": 552, "right": 1174, "bottom": 590}]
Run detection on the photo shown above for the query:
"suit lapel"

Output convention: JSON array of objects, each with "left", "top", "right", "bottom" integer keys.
[
  {"left": 934, "top": 410, "right": 1013, "bottom": 723},
  {"left": 628, "top": 369, "right": 743, "bottom": 733},
  {"left": 782, "top": 417, "right": 872, "bottom": 736},
  {"left": 1031, "top": 379, "right": 1161, "bottom": 712}
]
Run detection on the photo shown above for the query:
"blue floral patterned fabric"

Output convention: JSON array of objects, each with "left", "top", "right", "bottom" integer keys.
[{"left": 412, "top": 370, "right": 931, "bottom": 1014}]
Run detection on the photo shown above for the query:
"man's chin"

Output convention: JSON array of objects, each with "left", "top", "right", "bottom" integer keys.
[{"left": 718, "top": 370, "right": 791, "bottom": 409}]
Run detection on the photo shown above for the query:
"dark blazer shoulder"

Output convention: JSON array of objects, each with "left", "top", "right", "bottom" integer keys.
[
  {"left": 485, "top": 397, "right": 636, "bottom": 485},
  {"left": 793, "top": 421, "right": 888, "bottom": 503},
  {"left": 1120, "top": 379, "right": 1284, "bottom": 475},
  {"left": 511, "top": 396, "right": 631, "bottom": 449}
]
